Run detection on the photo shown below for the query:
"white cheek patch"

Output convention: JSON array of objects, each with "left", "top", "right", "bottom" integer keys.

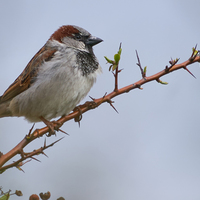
[{"left": 77, "top": 41, "right": 85, "bottom": 50}]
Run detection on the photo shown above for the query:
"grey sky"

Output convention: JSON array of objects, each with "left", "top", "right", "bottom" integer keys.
[{"left": 0, "top": 0, "right": 200, "bottom": 199}]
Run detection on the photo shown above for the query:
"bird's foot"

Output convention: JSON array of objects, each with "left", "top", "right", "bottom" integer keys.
[
  {"left": 40, "top": 116, "right": 57, "bottom": 136},
  {"left": 73, "top": 106, "right": 83, "bottom": 127}
]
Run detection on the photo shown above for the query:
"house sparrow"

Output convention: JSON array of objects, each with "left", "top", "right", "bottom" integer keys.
[{"left": 0, "top": 25, "right": 102, "bottom": 131}]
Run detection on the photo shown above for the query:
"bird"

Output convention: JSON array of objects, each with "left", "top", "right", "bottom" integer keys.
[{"left": 0, "top": 25, "right": 102, "bottom": 132}]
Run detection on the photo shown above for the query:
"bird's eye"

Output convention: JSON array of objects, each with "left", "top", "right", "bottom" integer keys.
[{"left": 74, "top": 34, "right": 82, "bottom": 40}]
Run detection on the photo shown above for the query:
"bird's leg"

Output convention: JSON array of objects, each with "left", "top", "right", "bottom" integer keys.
[
  {"left": 40, "top": 116, "right": 66, "bottom": 136},
  {"left": 50, "top": 120, "right": 64, "bottom": 133},
  {"left": 40, "top": 116, "right": 56, "bottom": 136}
]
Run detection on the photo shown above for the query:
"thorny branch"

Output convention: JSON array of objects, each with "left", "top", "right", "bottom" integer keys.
[{"left": 0, "top": 45, "right": 200, "bottom": 173}]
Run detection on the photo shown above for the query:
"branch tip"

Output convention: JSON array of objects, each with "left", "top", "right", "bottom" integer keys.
[
  {"left": 119, "top": 42, "right": 122, "bottom": 50},
  {"left": 190, "top": 44, "right": 199, "bottom": 61},
  {"left": 136, "top": 50, "right": 146, "bottom": 78}
]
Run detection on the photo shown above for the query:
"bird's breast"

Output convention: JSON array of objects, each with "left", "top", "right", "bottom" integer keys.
[{"left": 9, "top": 51, "right": 101, "bottom": 122}]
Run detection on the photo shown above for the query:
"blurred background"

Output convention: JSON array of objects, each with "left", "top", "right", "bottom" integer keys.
[{"left": 0, "top": 0, "right": 200, "bottom": 199}]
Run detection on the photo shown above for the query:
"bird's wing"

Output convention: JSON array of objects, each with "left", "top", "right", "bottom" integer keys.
[{"left": 0, "top": 45, "right": 57, "bottom": 103}]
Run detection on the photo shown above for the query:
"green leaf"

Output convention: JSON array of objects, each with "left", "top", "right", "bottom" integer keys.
[
  {"left": 112, "top": 64, "right": 118, "bottom": 71},
  {"left": 104, "top": 56, "right": 114, "bottom": 64},
  {"left": 118, "top": 48, "right": 122, "bottom": 55},
  {"left": 143, "top": 66, "right": 147, "bottom": 75},
  {"left": 0, "top": 194, "right": 10, "bottom": 200},
  {"left": 114, "top": 54, "right": 120, "bottom": 64},
  {"left": 192, "top": 47, "right": 198, "bottom": 56},
  {"left": 158, "top": 79, "right": 168, "bottom": 85}
]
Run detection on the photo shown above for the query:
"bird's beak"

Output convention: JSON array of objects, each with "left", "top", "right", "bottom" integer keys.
[{"left": 86, "top": 36, "right": 103, "bottom": 46}]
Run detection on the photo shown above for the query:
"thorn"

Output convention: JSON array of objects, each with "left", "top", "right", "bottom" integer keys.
[
  {"left": 107, "top": 99, "right": 119, "bottom": 113},
  {"left": 16, "top": 166, "right": 25, "bottom": 173},
  {"left": 30, "top": 156, "right": 41, "bottom": 162},
  {"left": 20, "top": 168, "right": 25, "bottom": 173},
  {"left": 27, "top": 124, "right": 35, "bottom": 137},
  {"left": 15, "top": 162, "right": 25, "bottom": 173},
  {"left": 89, "top": 95, "right": 100, "bottom": 107},
  {"left": 41, "top": 152, "right": 48, "bottom": 158},
  {"left": 118, "top": 69, "right": 124, "bottom": 73},
  {"left": 53, "top": 137, "right": 65, "bottom": 145},
  {"left": 184, "top": 67, "right": 196, "bottom": 78},
  {"left": 103, "top": 92, "right": 107, "bottom": 99},
  {"left": 89, "top": 96, "right": 95, "bottom": 101},
  {"left": 90, "top": 93, "right": 107, "bottom": 108},
  {"left": 44, "top": 138, "right": 47, "bottom": 148},
  {"left": 89, "top": 93, "right": 107, "bottom": 108},
  {"left": 45, "top": 137, "right": 65, "bottom": 149},
  {"left": 22, "top": 159, "right": 32, "bottom": 166},
  {"left": 58, "top": 128, "right": 69, "bottom": 135}
]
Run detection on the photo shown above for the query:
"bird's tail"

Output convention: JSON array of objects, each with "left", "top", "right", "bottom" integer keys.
[{"left": 0, "top": 96, "right": 12, "bottom": 118}]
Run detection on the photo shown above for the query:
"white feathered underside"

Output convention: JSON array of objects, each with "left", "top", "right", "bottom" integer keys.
[{"left": 9, "top": 47, "right": 102, "bottom": 122}]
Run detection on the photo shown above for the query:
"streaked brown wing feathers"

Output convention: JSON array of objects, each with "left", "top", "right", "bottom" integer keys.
[{"left": 0, "top": 45, "right": 57, "bottom": 103}]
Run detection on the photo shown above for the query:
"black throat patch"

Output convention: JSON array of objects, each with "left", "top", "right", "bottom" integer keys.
[{"left": 76, "top": 51, "right": 99, "bottom": 76}]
